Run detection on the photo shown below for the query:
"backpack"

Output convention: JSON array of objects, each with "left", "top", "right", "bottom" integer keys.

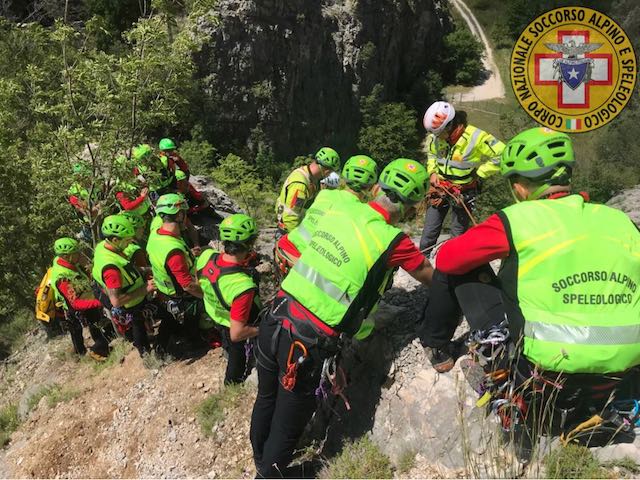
[{"left": 35, "top": 267, "right": 58, "bottom": 323}]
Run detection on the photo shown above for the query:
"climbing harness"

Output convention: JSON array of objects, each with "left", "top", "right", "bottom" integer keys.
[
  {"left": 281, "top": 340, "right": 308, "bottom": 392},
  {"left": 316, "top": 356, "right": 351, "bottom": 411},
  {"left": 439, "top": 183, "right": 479, "bottom": 226}
]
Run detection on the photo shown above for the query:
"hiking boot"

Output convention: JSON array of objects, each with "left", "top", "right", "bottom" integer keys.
[
  {"left": 425, "top": 346, "right": 455, "bottom": 373},
  {"left": 88, "top": 350, "right": 108, "bottom": 362}
]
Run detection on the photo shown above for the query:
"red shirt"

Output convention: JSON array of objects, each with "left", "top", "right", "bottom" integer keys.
[
  {"left": 276, "top": 233, "right": 301, "bottom": 259},
  {"left": 368, "top": 201, "right": 425, "bottom": 272},
  {"left": 55, "top": 258, "right": 101, "bottom": 310},
  {"left": 68, "top": 195, "right": 84, "bottom": 210},
  {"left": 436, "top": 192, "right": 590, "bottom": 275},
  {"left": 158, "top": 227, "right": 194, "bottom": 288},
  {"left": 216, "top": 255, "right": 257, "bottom": 324},
  {"left": 115, "top": 191, "right": 147, "bottom": 211}
]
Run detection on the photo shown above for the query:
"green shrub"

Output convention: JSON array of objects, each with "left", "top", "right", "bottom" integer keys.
[
  {"left": 358, "top": 84, "right": 422, "bottom": 167},
  {"left": 0, "top": 404, "right": 20, "bottom": 446},
  {"left": 88, "top": 338, "right": 132, "bottom": 373},
  {"left": 27, "top": 384, "right": 81, "bottom": 412},
  {"left": 210, "top": 153, "right": 277, "bottom": 225},
  {"left": 320, "top": 436, "right": 393, "bottom": 479},
  {"left": 197, "top": 383, "right": 247, "bottom": 436},
  {"left": 0, "top": 309, "right": 35, "bottom": 359},
  {"left": 544, "top": 444, "right": 605, "bottom": 479},
  {"left": 179, "top": 126, "right": 220, "bottom": 176},
  {"left": 441, "top": 28, "right": 484, "bottom": 86}
]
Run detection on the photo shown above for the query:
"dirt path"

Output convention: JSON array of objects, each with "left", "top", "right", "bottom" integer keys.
[{"left": 450, "top": 0, "right": 506, "bottom": 102}]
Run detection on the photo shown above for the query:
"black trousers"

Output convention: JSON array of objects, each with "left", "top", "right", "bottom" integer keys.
[
  {"left": 65, "top": 308, "right": 111, "bottom": 356},
  {"left": 250, "top": 315, "right": 322, "bottom": 478},
  {"left": 218, "top": 326, "right": 249, "bottom": 385},
  {"left": 418, "top": 264, "right": 510, "bottom": 348}
]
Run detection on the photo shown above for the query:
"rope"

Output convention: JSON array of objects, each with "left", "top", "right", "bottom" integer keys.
[{"left": 439, "top": 184, "right": 479, "bottom": 227}]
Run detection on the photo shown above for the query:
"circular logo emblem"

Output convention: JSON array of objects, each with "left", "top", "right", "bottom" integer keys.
[
  {"left": 510, "top": 7, "right": 636, "bottom": 133},
  {"left": 405, "top": 162, "right": 417, "bottom": 172},
  {"left": 358, "top": 158, "right": 367, "bottom": 166}
]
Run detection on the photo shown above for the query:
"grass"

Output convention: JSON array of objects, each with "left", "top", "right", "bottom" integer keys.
[
  {"left": 197, "top": 383, "right": 247, "bottom": 436},
  {"left": 319, "top": 436, "right": 393, "bottom": 479},
  {"left": 397, "top": 448, "right": 417, "bottom": 474},
  {"left": 27, "top": 384, "right": 81, "bottom": 412},
  {"left": 601, "top": 457, "right": 640, "bottom": 476},
  {"left": 0, "top": 404, "right": 20, "bottom": 447},
  {"left": 544, "top": 444, "right": 606, "bottom": 479},
  {"left": 86, "top": 338, "right": 132, "bottom": 373}
]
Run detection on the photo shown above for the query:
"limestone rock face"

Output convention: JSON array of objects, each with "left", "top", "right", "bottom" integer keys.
[
  {"left": 607, "top": 185, "right": 640, "bottom": 227},
  {"left": 194, "top": 0, "right": 449, "bottom": 157}
]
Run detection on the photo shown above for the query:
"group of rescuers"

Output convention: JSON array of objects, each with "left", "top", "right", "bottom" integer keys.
[{"left": 50, "top": 101, "right": 639, "bottom": 477}]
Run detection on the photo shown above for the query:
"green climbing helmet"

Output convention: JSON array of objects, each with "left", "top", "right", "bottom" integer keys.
[
  {"left": 501, "top": 127, "right": 575, "bottom": 179},
  {"left": 315, "top": 147, "right": 341, "bottom": 171},
  {"left": 378, "top": 158, "right": 429, "bottom": 204},
  {"left": 342, "top": 155, "right": 378, "bottom": 189},
  {"left": 54, "top": 237, "right": 80, "bottom": 255},
  {"left": 132, "top": 144, "right": 153, "bottom": 161},
  {"left": 120, "top": 211, "right": 145, "bottom": 229},
  {"left": 101, "top": 214, "right": 135, "bottom": 239},
  {"left": 159, "top": 138, "right": 177, "bottom": 151},
  {"left": 219, "top": 213, "right": 258, "bottom": 243},
  {"left": 155, "top": 193, "right": 188, "bottom": 215}
]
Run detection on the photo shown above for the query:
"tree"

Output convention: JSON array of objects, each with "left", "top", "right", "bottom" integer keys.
[
  {"left": 0, "top": 4, "right": 213, "bottom": 316},
  {"left": 441, "top": 28, "right": 484, "bottom": 86},
  {"left": 357, "top": 85, "right": 422, "bottom": 167}
]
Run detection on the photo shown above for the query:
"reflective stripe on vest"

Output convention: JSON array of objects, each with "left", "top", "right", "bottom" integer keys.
[
  {"left": 147, "top": 228, "right": 195, "bottom": 297},
  {"left": 500, "top": 195, "right": 640, "bottom": 374},
  {"left": 291, "top": 259, "right": 351, "bottom": 307},
  {"left": 275, "top": 166, "right": 317, "bottom": 230},
  {"left": 282, "top": 201, "right": 401, "bottom": 334},
  {"left": 524, "top": 320, "right": 640, "bottom": 345},
  {"left": 196, "top": 250, "right": 260, "bottom": 328},
  {"left": 92, "top": 241, "right": 145, "bottom": 308},
  {"left": 429, "top": 125, "right": 499, "bottom": 183}
]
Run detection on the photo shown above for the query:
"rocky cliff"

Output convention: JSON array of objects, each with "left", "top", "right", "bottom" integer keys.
[{"left": 194, "top": 0, "right": 449, "bottom": 158}]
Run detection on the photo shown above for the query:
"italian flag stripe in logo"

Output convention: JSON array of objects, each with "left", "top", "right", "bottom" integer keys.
[{"left": 566, "top": 119, "right": 582, "bottom": 131}]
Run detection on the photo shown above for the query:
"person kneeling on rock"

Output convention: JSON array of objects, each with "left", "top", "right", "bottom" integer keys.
[
  {"left": 417, "top": 128, "right": 640, "bottom": 452},
  {"left": 197, "top": 214, "right": 261, "bottom": 385}
]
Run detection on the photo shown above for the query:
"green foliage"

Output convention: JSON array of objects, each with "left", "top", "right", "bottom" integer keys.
[
  {"left": 89, "top": 338, "right": 132, "bottom": 373},
  {"left": 0, "top": 310, "right": 35, "bottom": 359},
  {"left": 210, "top": 153, "right": 276, "bottom": 225},
  {"left": 442, "top": 28, "right": 484, "bottom": 86},
  {"left": 544, "top": 444, "right": 605, "bottom": 479},
  {"left": 26, "top": 383, "right": 79, "bottom": 412},
  {"left": 0, "top": 404, "right": 20, "bottom": 447},
  {"left": 0, "top": 8, "right": 208, "bottom": 320},
  {"left": 320, "top": 436, "right": 393, "bottom": 479},
  {"left": 397, "top": 448, "right": 417, "bottom": 474},
  {"left": 179, "top": 126, "right": 220, "bottom": 175},
  {"left": 358, "top": 85, "right": 422, "bottom": 166},
  {"left": 197, "top": 383, "right": 247, "bottom": 436}
]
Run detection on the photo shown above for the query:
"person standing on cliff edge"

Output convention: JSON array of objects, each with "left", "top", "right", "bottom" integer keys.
[{"left": 419, "top": 101, "right": 505, "bottom": 252}]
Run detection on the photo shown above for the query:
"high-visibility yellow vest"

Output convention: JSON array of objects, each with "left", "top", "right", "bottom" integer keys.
[
  {"left": 282, "top": 200, "right": 401, "bottom": 335},
  {"left": 275, "top": 166, "right": 319, "bottom": 232},
  {"left": 196, "top": 250, "right": 261, "bottom": 328},
  {"left": 426, "top": 124, "right": 504, "bottom": 185},
  {"left": 499, "top": 194, "right": 640, "bottom": 374}
]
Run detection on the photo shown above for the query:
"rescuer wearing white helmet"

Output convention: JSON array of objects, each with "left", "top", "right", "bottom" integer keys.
[{"left": 419, "top": 101, "right": 505, "bottom": 251}]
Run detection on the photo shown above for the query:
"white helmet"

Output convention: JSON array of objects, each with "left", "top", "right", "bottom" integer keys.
[
  {"left": 423, "top": 101, "right": 456, "bottom": 135},
  {"left": 321, "top": 172, "right": 341, "bottom": 189}
]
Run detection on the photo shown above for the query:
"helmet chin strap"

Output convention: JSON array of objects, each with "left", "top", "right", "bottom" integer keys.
[{"left": 510, "top": 166, "right": 570, "bottom": 202}]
